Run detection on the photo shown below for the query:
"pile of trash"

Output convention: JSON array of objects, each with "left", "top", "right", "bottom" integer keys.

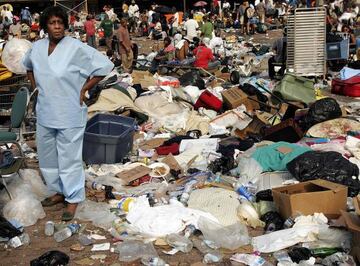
[{"left": 2, "top": 45, "right": 360, "bottom": 265}]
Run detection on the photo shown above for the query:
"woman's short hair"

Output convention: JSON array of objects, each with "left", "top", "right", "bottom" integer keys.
[{"left": 40, "top": 6, "right": 69, "bottom": 32}]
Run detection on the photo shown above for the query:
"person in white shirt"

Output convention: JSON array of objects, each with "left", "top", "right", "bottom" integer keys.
[
  {"left": 128, "top": 0, "right": 140, "bottom": 33},
  {"left": 223, "top": 0, "right": 231, "bottom": 11},
  {"left": 183, "top": 14, "right": 199, "bottom": 41},
  {"left": 210, "top": 30, "right": 224, "bottom": 54},
  {"left": 171, "top": 8, "right": 179, "bottom": 36}
]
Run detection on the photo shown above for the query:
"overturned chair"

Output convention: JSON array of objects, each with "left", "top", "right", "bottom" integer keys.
[{"left": 0, "top": 87, "right": 29, "bottom": 199}]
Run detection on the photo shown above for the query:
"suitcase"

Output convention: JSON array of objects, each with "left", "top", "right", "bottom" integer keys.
[
  {"left": 331, "top": 76, "right": 360, "bottom": 97},
  {"left": 194, "top": 90, "right": 223, "bottom": 111},
  {"left": 274, "top": 74, "right": 315, "bottom": 105},
  {"left": 263, "top": 118, "right": 303, "bottom": 143}
]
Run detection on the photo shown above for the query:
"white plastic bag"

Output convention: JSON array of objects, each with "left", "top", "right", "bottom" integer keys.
[
  {"left": 198, "top": 217, "right": 250, "bottom": 250},
  {"left": 2, "top": 38, "right": 32, "bottom": 74},
  {"left": 3, "top": 193, "right": 46, "bottom": 227}
]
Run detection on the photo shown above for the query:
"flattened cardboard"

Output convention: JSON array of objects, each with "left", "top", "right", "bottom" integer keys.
[
  {"left": 116, "top": 165, "right": 151, "bottom": 185},
  {"left": 272, "top": 179, "right": 347, "bottom": 219},
  {"left": 139, "top": 138, "right": 168, "bottom": 150}
]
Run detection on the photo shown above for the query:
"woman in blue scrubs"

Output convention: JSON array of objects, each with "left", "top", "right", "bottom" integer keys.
[{"left": 23, "top": 6, "right": 114, "bottom": 221}]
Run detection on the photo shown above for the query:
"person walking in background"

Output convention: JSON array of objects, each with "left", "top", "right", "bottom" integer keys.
[
  {"left": 256, "top": 0, "right": 266, "bottom": 24},
  {"left": 21, "top": 7, "right": 32, "bottom": 25},
  {"left": 84, "top": 15, "right": 96, "bottom": 48},
  {"left": 116, "top": 19, "right": 133, "bottom": 72},
  {"left": 128, "top": 0, "right": 140, "bottom": 33},
  {"left": 99, "top": 14, "right": 114, "bottom": 50},
  {"left": 201, "top": 15, "right": 214, "bottom": 39}
]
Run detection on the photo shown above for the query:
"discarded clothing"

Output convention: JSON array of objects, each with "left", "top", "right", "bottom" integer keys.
[{"left": 251, "top": 142, "right": 311, "bottom": 172}]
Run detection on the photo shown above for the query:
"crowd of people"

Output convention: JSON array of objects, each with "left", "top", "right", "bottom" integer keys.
[{"left": 0, "top": 0, "right": 359, "bottom": 75}]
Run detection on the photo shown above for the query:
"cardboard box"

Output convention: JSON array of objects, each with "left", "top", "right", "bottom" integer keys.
[
  {"left": 221, "top": 87, "right": 260, "bottom": 111},
  {"left": 272, "top": 179, "right": 347, "bottom": 219}
]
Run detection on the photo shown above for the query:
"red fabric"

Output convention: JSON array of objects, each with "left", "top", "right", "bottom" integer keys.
[
  {"left": 213, "top": 0, "right": 219, "bottom": 7},
  {"left": 193, "top": 45, "right": 214, "bottom": 69},
  {"left": 84, "top": 20, "right": 96, "bottom": 36},
  {"left": 155, "top": 143, "right": 180, "bottom": 155},
  {"left": 194, "top": 90, "right": 222, "bottom": 111}
]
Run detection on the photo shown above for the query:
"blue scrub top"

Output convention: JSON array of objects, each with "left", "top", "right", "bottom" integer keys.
[{"left": 23, "top": 36, "right": 114, "bottom": 129}]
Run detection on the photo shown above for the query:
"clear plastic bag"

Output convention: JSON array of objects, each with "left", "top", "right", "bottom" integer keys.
[
  {"left": 2, "top": 38, "right": 32, "bottom": 74},
  {"left": 74, "top": 200, "right": 116, "bottom": 230},
  {"left": 19, "top": 169, "right": 50, "bottom": 201},
  {"left": 198, "top": 217, "right": 250, "bottom": 250},
  {"left": 3, "top": 192, "right": 46, "bottom": 227},
  {"left": 230, "top": 157, "right": 263, "bottom": 185},
  {"left": 114, "top": 240, "right": 158, "bottom": 262}
]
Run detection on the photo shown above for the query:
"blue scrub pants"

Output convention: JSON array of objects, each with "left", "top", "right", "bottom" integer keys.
[{"left": 37, "top": 124, "right": 86, "bottom": 203}]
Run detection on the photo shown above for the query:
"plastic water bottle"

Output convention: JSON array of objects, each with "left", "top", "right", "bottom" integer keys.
[
  {"left": 180, "top": 180, "right": 197, "bottom": 205},
  {"left": 86, "top": 180, "right": 104, "bottom": 191},
  {"left": 165, "top": 234, "right": 193, "bottom": 253},
  {"left": 8, "top": 233, "right": 30, "bottom": 248},
  {"left": 44, "top": 221, "right": 55, "bottom": 236},
  {"left": 234, "top": 182, "right": 255, "bottom": 202},
  {"left": 54, "top": 223, "right": 80, "bottom": 243}
]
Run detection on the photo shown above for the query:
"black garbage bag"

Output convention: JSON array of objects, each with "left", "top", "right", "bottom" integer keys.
[
  {"left": 0, "top": 215, "right": 22, "bottom": 239},
  {"left": 208, "top": 156, "right": 235, "bottom": 174},
  {"left": 178, "top": 70, "right": 205, "bottom": 90},
  {"left": 286, "top": 151, "right": 360, "bottom": 197},
  {"left": 288, "top": 247, "right": 312, "bottom": 263},
  {"left": 260, "top": 211, "right": 284, "bottom": 232},
  {"left": 30, "top": 250, "right": 70, "bottom": 266},
  {"left": 255, "top": 189, "right": 273, "bottom": 202},
  {"left": 299, "top": 98, "right": 342, "bottom": 130}
]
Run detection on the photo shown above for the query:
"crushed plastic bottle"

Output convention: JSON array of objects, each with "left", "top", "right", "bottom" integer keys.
[
  {"left": 8, "top": 233, "right": 30, "bottom": 248},
  {"left": 165, "top": 234, "right": 193, "bottom": 253},
  {"left": 44, "top": 221, "right": 55, "bottom": 236},
  {"left": 273, "top": 250, "right": 293, "bottom": 263},
  {"left": 203, "top": 251, "right": 223, "bottom": 264},
  {"left": 53, "top": 223, "right": 80, "bottom": 243},
  {"left": 230, "top": 253, "right": 273, "bottom": 266},
  {"left": 141, "top": 256, "right": 167, "bottom": 266}
]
